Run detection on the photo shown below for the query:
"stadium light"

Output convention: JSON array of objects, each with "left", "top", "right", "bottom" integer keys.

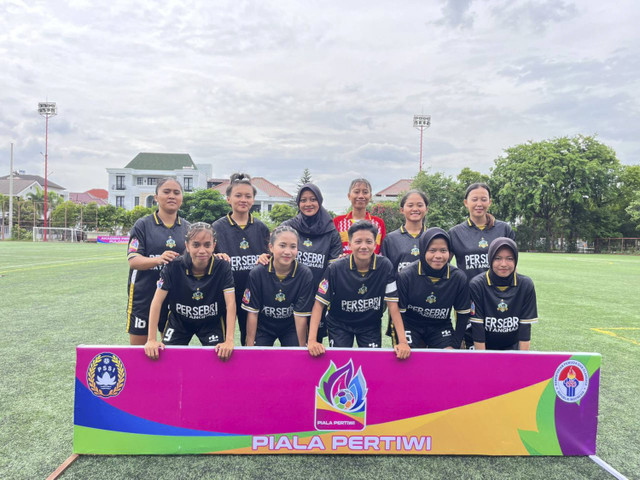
[
  {"left": 38, "top": 102, "right": 57, "bottom": 241},
  {"left": 413, "top": 114, "right": 431, "bottom": 172}
]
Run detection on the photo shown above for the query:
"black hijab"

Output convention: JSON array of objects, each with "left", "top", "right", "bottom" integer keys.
[
  {"left": 285, "top": 183, "right": 336, "bottom": 237},
  {"left": 419, "top": 227, "right": 451, "bottom": 278},
  {"left": 487, "top": 237, "right": 518, "bottom": 286}
]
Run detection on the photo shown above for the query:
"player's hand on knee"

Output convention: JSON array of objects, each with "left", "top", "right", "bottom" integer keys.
[
  {"left": 394, "top": 342, "right": 410, "bottom": 360},
  {"left": 308, "top": 341, "right": 325, "bottom": 357},
  {"left": 215, "top": 340, "right": 234, "bottom": 361},
  {"left": 144, "top": 340, "right": 164, "bottom": 360}
]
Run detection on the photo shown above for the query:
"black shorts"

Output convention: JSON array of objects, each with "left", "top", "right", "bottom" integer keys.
[
  {"left": 255, "top": 320, "right": 300, "bottom": 347},
  {"left": 402, "top": 319, "right": 455, "bottom": 349},
  {"left": 487, "top": 341, "right": 520, "bottom": 351},
  {"left": 327, "top": 320, "right": 382, "bottom": 349},
  {"left": 127, "top": 305, "right": 169, "bottom": 336},
  {"left": 162, "top": 313, "right": 225, "bottom": 346}
]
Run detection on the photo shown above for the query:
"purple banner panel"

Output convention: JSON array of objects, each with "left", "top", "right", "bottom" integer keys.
[{"left": 97, "top": 236, "right": 129, "bottom": 244}]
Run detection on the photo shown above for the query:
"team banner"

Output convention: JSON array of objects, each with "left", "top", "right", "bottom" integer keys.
[{"left": 74, "top": 346, "right": 600, "bottom": 456}]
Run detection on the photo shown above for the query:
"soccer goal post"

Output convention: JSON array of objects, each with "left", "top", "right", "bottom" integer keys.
[{"left": 32, "top": 227, "right": 81, "bottom": 242}]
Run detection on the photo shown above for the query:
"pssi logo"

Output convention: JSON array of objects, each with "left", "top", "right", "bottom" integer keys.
[
  {"left": 553, "top": 360, "right": 589, "bottom": 403},
  {"left": 87, "top": 352, "right": 126, "bottom": 398},
  {"left": 315, "top": 360, "right": 367, "bottom": 431}
]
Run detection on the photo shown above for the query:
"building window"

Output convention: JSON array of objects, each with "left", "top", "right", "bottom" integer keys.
[
  {"left": 136, "top": 177, "right": 143, "bottom": 185},
  {"left": 116, "top": 176, "right": 125, "bottom": 190},
  {"left": 116, "top": 196, "right": 125, "bottom": 208},
  {"left": 184, "top": 177, "right": 193, "bottom": 192},
  {"left": 134, "top": 196, "right": 140, "bottom": 207},
  {"left": 268, "top": 204, "right": 273, "bottom": 212},
  {"left": 147, "top": 177, "right": 157, "bottom": 186}
]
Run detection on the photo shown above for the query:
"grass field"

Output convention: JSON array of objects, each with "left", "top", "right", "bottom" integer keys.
[{"left": 0, "top": 242, "right": 639, "bottom": 479}]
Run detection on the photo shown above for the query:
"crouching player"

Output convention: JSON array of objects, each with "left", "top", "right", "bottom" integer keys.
[
  {"left": 307, "top": 221, "right": 410, "bottom": 359},
  {"left": 242, "top": 226, "right": 314, "bottom": 346},
  {"left": 469, "top": 237, "right": 538, "bottom": 350},
  {"left": 396, "top": 228, "right": 470, "bottom": 349},
  {"left": 144, "top": 222, "right": 236, "bottom": 361}
]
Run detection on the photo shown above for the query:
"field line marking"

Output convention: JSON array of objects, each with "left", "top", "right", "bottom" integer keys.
[
  {"left": 0, "top": 254, "right": 121, "bottom": 269},
  {"left": 589, "top": 455, "right": 628, "bottom": 480},
  {"left": 0, "top": 257, "right": 122, "bottom": 275},
  {"left": 47, "top": 453, "right": 79, "bottom": 480},
  {"left": 590, "top": 328, "right": 640, "bottom": 346}
]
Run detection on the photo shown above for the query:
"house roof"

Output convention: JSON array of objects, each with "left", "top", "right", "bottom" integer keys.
[
  {"left": 0, "top": 179, "right": 39, "bottom": 196},
  {"left": 210, "top": 177, "right": 293, "bottom": 198},
  {"left": 85, "top": 188, "right": 108, "bottom": 199},
  {"left": 0, "top": 173, "right": 65, "bottom": 190},
  {"left": 69, "top": 192, "right": 108, "bottom": 205},
  {"left": 376, "top": 179, "right": 413, "bottom": 196},
  {"left": 124, "top": 153, "right": 197, "bottom": 170}
]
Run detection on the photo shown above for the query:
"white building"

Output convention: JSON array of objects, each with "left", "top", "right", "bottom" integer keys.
[
  {"left": 0, "top": 173, "right": 68, "bottom": 200},
  {"left": 106, "top": 153, "right": 212, "bottom": 210},
  {"left": 210, "top": 177, "right": 293, "bottom": 213}
]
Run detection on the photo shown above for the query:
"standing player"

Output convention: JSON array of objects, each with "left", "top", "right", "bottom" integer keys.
[
  {"left": 126, "top": 178, "right": 189, "bottom": 345},
  {"left": 307, "top": 221, "right": 410, "bottom": 359},
  {"left": 469, "top": 237, "right": 538, "bottom": 351},
  {"left": 381, "top": 189, "right": 429, "bottom": 273},
  {"left": 396, "top": 228, "right": 470, "bottom": 349},
  {"left": 242, "top": 226, "right": 315, "bottom": 346},
  {"left": 333, "top": 178, "right": 386, "bottom": 254},
  {"left": 212, "top": 173, "right": 270, "bottom": 346},
  {"left": 144, "top": 222, "right": 236, "bottom": 360},
  {"left": 448, "top": 183, "right": 515, "bottom": 348}
]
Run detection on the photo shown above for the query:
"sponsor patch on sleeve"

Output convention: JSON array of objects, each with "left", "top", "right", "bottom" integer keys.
[
  {"left": 318, "top": 279, "right": 329, "bottom": 295},
  {"left": 242, "top": 288, "right": 251, "bottom": 304},
  {"left": 385, "top": 281, "right": 397, "bottom": 294},
  {"left": 470, "top": 301, "right": 475, "bottom": 316},
  {"left": 128, "top": 238, "right": 139, "bottom": 254},
  {"left": 157, "top": 278, "right": 164, "bottom": 289}
]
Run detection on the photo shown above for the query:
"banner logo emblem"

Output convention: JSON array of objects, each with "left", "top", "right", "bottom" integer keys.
[
  {"left": 553, "top": 360, "right": 589, "bottom": 403},
  {"left": 315, "top": 360, "right": 367, "bottom": 431},
  {"left": 87, "top": 352, "right": 126, "bottom": 398}
]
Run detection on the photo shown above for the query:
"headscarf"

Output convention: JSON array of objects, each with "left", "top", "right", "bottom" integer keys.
[
  {"left": 285, "top": 183, "right": 336, "bottom": 237},
  {"left": 487, "top": 237, "right": 518, "bottom": 286},
  {"left": 419, "top": 227, "right": 451, "bottom": 278}
]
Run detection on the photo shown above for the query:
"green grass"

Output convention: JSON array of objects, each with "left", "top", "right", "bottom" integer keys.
[{"left": 0, "top": 243, "right": 638, "bottom": 479}]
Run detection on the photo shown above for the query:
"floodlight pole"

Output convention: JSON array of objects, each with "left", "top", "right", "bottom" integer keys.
[
  {"left": 38, "top": 102, "right": 57, "bottom": 241},
  {"left": 413, "top": 115, "right": 431, "bottom": 172}
]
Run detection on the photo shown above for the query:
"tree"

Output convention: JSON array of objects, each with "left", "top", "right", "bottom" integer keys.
[
  {"left": 269, "top": 204, "right": 297, "bottom": 225},
  {"left": 290, "top": 168, "right": 313, "bottom": 207},
  {"left": 456, "top": 168, "right": 490, "bottom": 219},
  {"left": 179, "top": 189, "right": 229, "bottom": 224},
  {"left": 125, "top": 206, "right": 155, "bottom": 231},
  {"left": 411, "top": 170, "right": 465, "bottom": 231},
  {"left": 626, "top": 192, "right": 640, "bottom": 232},
  {"left": 614, "top": 165, "right": 640, "bottom": 236},
  {"left": 370, "top": 201, "right": 404, "bottom": 232},
  {"left": 50, "top": 201, "right": 81, "bottom": 228},
  {"left": 26, "top": 188, "right": 63, "bottom": 220}
]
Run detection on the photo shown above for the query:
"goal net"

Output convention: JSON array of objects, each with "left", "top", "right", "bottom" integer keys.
[{"left": 32, "top": 227, "right": 81, "bottom": 242}]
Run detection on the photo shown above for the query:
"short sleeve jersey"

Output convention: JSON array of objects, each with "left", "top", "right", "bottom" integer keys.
[
  {"left": 448, "top": 218, "right": 516, "bottom": 281},
  {"left": 380, "top": 225, "right": 425, "bottom": 273},
  {"left": 397, "top": 262, "right": 470, "bottom": 326},
  {"left": 212, "top": 213, "right": 270, "bottom": 294},
  {"left": 333, "top": 212, "right": 386, "bottom": 255},
  {"left": 159, "top": 255, "right": 235, "bottom": 326},
  {"left": 282, "top": 219, "right": 343, "bottom": 289},
  {"left": 469, "top": 271, "right": 538, "bottom": 349},
  {"left": 316, "top": 254, "right": 398, "bottom": 329},
  {"left": 241, "top": 259, "right": 315, "bottom": 325},
  {"left": 126, "top": 212, "right": 189, "bottom": 320}
]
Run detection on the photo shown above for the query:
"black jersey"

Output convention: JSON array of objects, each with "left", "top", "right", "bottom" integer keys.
[
  {"left": 282, "top": 218, "right": 342, "bottom": 288},
  {"left": 448, "top": 218, "right": 515, "bottom": 281},
  {"left": 159, "top": 255, "right": 235, "bottom": 328},
  {"left": 126, "top": 212, "right": 189, "bottom": 330},
  {"left": 469, "top": 271, "right": 538, "bottom": 349},
  {"left": 316, "top": 254, "right": 398, "bottom": 329},
  {"left": 381, "top": 225, "right": 425, "bottom": 273},
  {"left": 241, "top": 259, "right": 314, "bottom": 327}
]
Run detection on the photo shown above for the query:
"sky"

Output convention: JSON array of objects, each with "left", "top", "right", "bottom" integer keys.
[{"left": 1, "top": 0, "right": 639, "bottom": 213}]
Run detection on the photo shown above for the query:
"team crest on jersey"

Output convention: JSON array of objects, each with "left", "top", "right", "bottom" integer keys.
[
  {"left": 192, "top": 289, "right": 204, "bottom": 301},
  {"left": 303, "top": 238, "right": 313, "bottom": 247},
  {"left": 478, "top": 237, "right": 489, "bottom": 248},
  {"left": 239, "top": 238, "right": 249, "bottom": 250},
  {"left": 497, "top": 299, "right": 508, "bottom": 312},
  {"left": 166, "top": 236, "right": 176, "bottom": 249},
  {"left": 275, "top": 290, "right": 286, "bottom": 302},
  {"left": 411, "top": 245, "right": 420, "bottom": 256},
  {"left": 242, "top": 288, "right": 251, "bottom": 304},
  {"left": 87, "top": 352, "right": 126, "bottom": 398},
  {"left": 128, "top": 238, "right": 139, "bottom": 253},
  {"left": 315, "top": 359, "right": 367, "bottom": 431},
  {"left": 358, "top": 284, "right": 367, "bottom": 295},
  {"left": 318, "top": 279, "right": 329, "bottom": 294},
  {"left": 426, "top": 292, "right": 437, "bottom": 304},
  {"left": 553, "top": 360, "right": 590, "bottom": 403}
]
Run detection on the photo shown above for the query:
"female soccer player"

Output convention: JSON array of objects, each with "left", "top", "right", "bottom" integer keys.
[
  {"left": 469, "top": 237, "right": 538, "bottom": 351},
  {"left": 307, "top": 221, "right": 410, "bottom": 359},
  {"left": 333, "top": 178, "right": 386, "bottom": 254},
  {"left": 242, "top": 226, "right": 314, "bottom": 346},
  {"left": 144, "top": 222, "right": 236, "bottom": 360},
  {"left": 126, "top": 178, "right": 189, "bottom": 345},
  {"left": 212, "top": 173, "right": 270, "bottom": 346},
  {"left": 381, "top": 189, "right": 429, "bottom": 273},
  {"left": 396, "top": 228, "right": 470, "bottom": 349}
]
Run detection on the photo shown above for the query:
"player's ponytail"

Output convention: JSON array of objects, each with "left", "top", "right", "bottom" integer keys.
[{"left": 226, "top": 173, "right": 257, "bottom": 197}]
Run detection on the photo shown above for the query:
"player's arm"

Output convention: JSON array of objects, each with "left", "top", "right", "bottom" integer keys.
[
  {"left": 294, "top": 314, "right": 308, "bottom": 347},
  {"left": 307, "top": 300, "right": 326, "bottom": 356},
  {"left": 129, "top": 251, "right": 180, "bottom": 270},
  {"left": 144, "top": 288, "right": 168, "bottom": 360},
  {"left": 387, "top": 301, "right": 410, "bottom": 359},
  {"left": 216, "top": 290, "right": 236, "bottom": 361},
  {"left": 519, "top": 340, "right": 530, "bottom": 351},
  {"left": 245, "top": 311, "right": 258, "bottom": 347}
]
